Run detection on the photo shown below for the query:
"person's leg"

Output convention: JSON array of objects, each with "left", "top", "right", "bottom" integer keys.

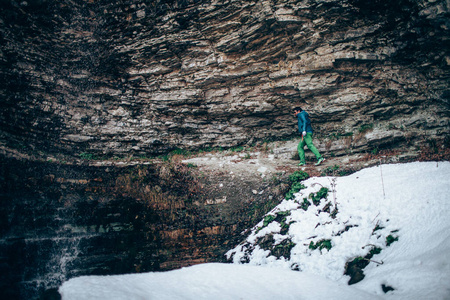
[
  {"left": 304, "top": 133, "right": 322, "bottom": 160},
  {"left": 297, "top": 138, "right": 306, "bottom": 164}
]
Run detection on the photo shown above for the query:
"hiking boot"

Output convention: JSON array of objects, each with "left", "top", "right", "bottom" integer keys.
[
  {"left": 298, "top": 162, "right": 306, "bottom": 166},
  {"left": 315, "top": 157, "right": 325, "bottom": 166}
]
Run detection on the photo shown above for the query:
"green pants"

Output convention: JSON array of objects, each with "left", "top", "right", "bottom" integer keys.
[{"left": 297, "top": 133, "right": 322, "bottom": 163}]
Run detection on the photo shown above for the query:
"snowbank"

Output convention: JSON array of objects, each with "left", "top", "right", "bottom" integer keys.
[
  {"left": 59, "top": 162, "right": 450, "bottom": 300},
  {"left": 59, "top": 263, "right": 381, "bottom": 300}
]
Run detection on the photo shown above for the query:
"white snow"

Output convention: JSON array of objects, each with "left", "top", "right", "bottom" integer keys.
[{"left": 59, "top": 161, "right": 450, "bottom": 300}]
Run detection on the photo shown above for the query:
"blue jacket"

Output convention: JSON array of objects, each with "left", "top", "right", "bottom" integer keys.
[{"left": 297, "top": 111, "right": 313, "bottom": 134}]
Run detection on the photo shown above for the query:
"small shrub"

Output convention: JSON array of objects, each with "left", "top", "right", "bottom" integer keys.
[
  {"left": 309, "top": 187, "right": 329, "bottom": 206},
  {"left": 372, "top": 223, "right": 384, "bottom": 233},
  {"left": 274, "top": 211, "right": 291, "bottom": 227},
  {"left": 337, "top": 168, "right": 356, "bottom": 176},
  {"left": 329, "top": 132, "right": 340, "bottom": 140},
  {"left": 359, "top": 124, "right": 374, "bottom": 133},
  {"left": 289, "top": 170, "right": 309, "bottom": 182},
  {"left": 386, "top": 234, "right": 398, "bottom": 247},
  {"left": 285, "top": 170, "right": 309, "bottom": 200},
  {"left": 321, "top": 165, "right": 340, "bottom": 176},
  {"left": 79, "top": 152, "right": 96, "bottom": 160},
  {"left": 263, "top": 215, "right": 276, "bottom": 227},
  {"left": 274, "top": 211, "right": 292, "bottom": 234},
  {"left": 260, "top": 211, "right": 292, "bottom": 232},
  {"left": 300, "top": 198, "right": 311, "bottom": 211},
  {"left": 230, "top": 146, "right": 245, "bottom": 152},
  {"left": 309, "top": 239, "right": 332, "bottom": 251},
  {"left": 273, "top": 239, "right": 296, "bottom": 259},
  {"left": 427, "top": 139, "right": 439, "bottom": 154},
  {"left": 321, "top": 165, "right": 355, "bottom": 177},
  {"left": 285, "top": 182, "right": 306, "bottom": 200},
  {"left": 341, "top": 132, "right": 354, "bottom": 137},
  {"left": 329, "top": 132, "right": 354, "bottom": 140},
  {"left": 330, "top": 206, "right": 339, "bottom": 218},
  {"left": 279, "top": 219, "right": 291, "bottom": 235},
  {"left": 292, "top": 182, "right": 306, "bottom": 193},
  {"left": 322, "top": 202, "right": 332, "bottom": 213},
  {"left": 369, "top": 247, "right": 382, "bottom": 256},
  {"left": 170, "top": 148, "right": 191, "bottom": 156}
]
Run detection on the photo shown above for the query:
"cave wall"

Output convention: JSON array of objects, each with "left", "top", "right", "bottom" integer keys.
[
  {"left": 0, "top": 155, "right": 282, "bottom": 299},
  {"left": 1, "top": 0, "right": 449, "bottom": 157}
]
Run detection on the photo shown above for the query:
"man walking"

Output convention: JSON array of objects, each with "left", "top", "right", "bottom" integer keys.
[{"left": 293, "top": 107, "right": 325, "bottom": 166}]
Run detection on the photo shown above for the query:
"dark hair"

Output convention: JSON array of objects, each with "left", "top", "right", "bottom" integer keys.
[{"left": 293, "top": 107, "right": 303, "bottom": 112}]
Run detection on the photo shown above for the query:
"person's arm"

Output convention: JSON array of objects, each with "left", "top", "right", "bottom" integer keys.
[{"left": 299, "top": 113, "right": 307, "bottom": 134}]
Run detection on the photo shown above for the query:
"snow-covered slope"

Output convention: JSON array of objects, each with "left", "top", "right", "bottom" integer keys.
[{"left": 59, "top": 162, "right": 450, "bottom": 300}]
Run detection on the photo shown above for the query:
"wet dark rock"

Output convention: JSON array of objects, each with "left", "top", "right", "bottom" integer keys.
[
  {"left": 344, "top": 246, "right": 383, "bottom": 285},
  {"left": 345, "top": 257, "right": 369, "bottom": 285},
  {"left": 381, "top": 283, "right": 395, "bottom": 293},
  {"left": 40, "top": 288, "right": 61, "bottom": 300},
  {"left": 0, "top": 154, "right": 283, "bottom": 299}
]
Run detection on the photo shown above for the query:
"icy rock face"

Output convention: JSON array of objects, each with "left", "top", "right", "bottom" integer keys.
[{"left": 1, "top": 0, "right": 449, "bottom": 156}]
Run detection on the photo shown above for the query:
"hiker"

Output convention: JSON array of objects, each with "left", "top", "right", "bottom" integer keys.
[{"left": 293, "top": 107, "right": 325, "bottom": 166}]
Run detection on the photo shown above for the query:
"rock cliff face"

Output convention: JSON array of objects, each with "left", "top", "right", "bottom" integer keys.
[
  {"left": 0, "top": 154, "right": 286, "bottom": 299},
  {"left": 1, "top": 0, "right": 449, "bottom": 157}
]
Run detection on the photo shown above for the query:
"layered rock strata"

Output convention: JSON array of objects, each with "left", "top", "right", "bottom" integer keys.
[{"left": 1, "top": 0, "right": 449, "bottom": 157}]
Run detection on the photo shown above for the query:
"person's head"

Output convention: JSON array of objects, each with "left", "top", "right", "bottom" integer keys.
[{"left": 293, "top": 107, "right": 303, "bottom": 116}]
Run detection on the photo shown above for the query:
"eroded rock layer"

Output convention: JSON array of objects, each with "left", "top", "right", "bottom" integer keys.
[{"left": 1, "top": 0, "right": 449, "bottom": 157}]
